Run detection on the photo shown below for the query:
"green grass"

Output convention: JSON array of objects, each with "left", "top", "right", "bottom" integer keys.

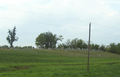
[{"left": 0, "top": 49, "right": 120, "bottom": 77}]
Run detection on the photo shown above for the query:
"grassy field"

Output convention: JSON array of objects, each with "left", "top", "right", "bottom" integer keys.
[{"left": 0, "top": 49, "right": 120, "bottom": 77}]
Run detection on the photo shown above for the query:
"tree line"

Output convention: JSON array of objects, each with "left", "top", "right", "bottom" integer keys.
[
  {"left": 4, "top": 26, "right": 120, "bottom": 55},
  {"left": 0, "top": 45, "right": 34, "bottom": 49},
  {"left": 58, "top": 39, "right": 120, "bottom": 54},
  {"left": 57, "top": 38, "right": 103, "bottom": 50},
  {"left": 35, "top": 31, "right": 120, "bottom": 54}
]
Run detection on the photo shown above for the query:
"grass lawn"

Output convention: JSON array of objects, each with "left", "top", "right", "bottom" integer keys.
[{"left": 0, "top": 49, "right": 120, "bottom": 77}]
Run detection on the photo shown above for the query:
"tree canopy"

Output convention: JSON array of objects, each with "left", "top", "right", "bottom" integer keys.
[
  {"left": 35, "top": 31, "right": 63, "bottom": 49},
  {"left": 58, "top": 38, "right": 88, "bottom": 49}
]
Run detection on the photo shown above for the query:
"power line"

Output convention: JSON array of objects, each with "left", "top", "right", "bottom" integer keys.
[
  {"left": 0, "top": 6, "right": 119, "bottom": 30},
  {"left": 0, "top": 17, "right": 61, "bottom": 26},
  {"left": 92, "top": 22, "right": 120, "bottom": 31},
  {"left": 0, "top": 17, "right": 89, "bottom": 30},
  {"left": 0, "top": 6, "right": 92, "bottom": 23},
  {"left": 0, "top": 16, "right": 119, "bottom": 35},
  {"left": 0, "top": 6, "right": 79, "bottom": 21},
  {"left": 0, "top": 16, "right": 119, "bottom": 36},
  {"left": 0, "top": 6, "right": 119, "bottom": 35},
  {"left": 91, "top": 30, "right": 116, "bottom": 36}
]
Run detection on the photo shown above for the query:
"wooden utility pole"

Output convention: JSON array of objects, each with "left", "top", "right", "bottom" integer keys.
[{"left": 87, "top": 22, "right": 91, "bottom": 71}]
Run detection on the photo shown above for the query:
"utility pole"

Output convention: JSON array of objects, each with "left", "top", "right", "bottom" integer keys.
[{"left": 87, "top": 22, "right": 91, "bottom": 71}]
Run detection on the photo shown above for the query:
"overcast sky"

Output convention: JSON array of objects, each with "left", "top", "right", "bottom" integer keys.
[{"left": 0, "top": 0, "right": 120, "bottom": 47}]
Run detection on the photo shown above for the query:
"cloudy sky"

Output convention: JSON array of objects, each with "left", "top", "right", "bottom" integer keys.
[{"left": 0, "top": 0, "right": 120, "bottom": 47}]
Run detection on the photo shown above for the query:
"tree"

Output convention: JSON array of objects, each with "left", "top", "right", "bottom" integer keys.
[
  {"left": 35, "top": 31, "right": 63, "bottom": 49},
  {"left": 6, "top": 26, "right": 18, "bottom": 48},
  {"left": 105, "top": 45, "right": 110, "bottom": 52},
  {"left": 91, "top": 44, "right": 95, "bottom": 49},
  {"left": 94, "top": 44, "right": 99, "bottom": 50},
  {"left": 58, "top": 43, "right": 68, "bottom": 49},
  {"left": 1, "top": 45, "right": 9, "bottom": 49},
  {"left": 82, "top": 43, "right": 88, "bottom": 49},
  {"left": 65, "top": 39, "right": 71, "bottom": 48},
  {"left": 117, "top": 43, "right": 120, "bottom": 54},
  {"left": 77, "top": 39, "right": 84, "bottom": 49},
  {"left": 106, "top": 43, "right": 120, "bottom": 54},
  {"left": 61, "top": 38, "right": 87, "bottom": 49},
  {"left": 70, "top": 38, "right": 79, "bottom": 49},
  {"left": 109, "top": 43, "right": 117, "bottom": 53},
  {"left": 99, "top": 44, "right": 105, "bottom": 51}
]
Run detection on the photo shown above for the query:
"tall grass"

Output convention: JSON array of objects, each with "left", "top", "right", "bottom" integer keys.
[{"left": 0, "top": 49, "right": 120, "bottom": 77}]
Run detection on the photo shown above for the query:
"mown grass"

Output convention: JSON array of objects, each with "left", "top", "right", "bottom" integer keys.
[{"left": 0, "top": 49, "right": 120, "bottom": 77}]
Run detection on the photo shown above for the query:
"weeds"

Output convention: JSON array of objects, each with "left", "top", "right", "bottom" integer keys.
[{"left": 0, "top": 49, "right": 120, "bottom": 77}]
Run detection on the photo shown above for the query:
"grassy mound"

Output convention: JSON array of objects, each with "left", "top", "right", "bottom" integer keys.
[{"left": 0, "top": 49, "right": 120, "bottom": 77}]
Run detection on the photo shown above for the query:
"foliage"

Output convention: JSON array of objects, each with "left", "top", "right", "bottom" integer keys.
[
  {"left": 58, "top": 38, "right": 101, "bottom": 50},
  {"left": 35, "top": 31, "right": 63, "bottom": 49},
  {"left": 6, "top": 26, "right": 18, "bottom": 48},
  {"left": 99, "top": 44, "right": 105, "bottom": 51},
  {"left": 108, "top": 43, "right": 120, "bottom": 54},
  {"left": 90, "top": 44, "right": 95, "bottom": 49},
  {"left": 109, "top": 43, "right": 117, "bottom": 53},
  {"left": 94, "top": 44, "right": 100, "bottom": 50},
  {"left": 58, "top": 38, "right": 87, "bottom": 49},
  {"left": 0, "top": 45, "right": 9, "bottom": 49}
]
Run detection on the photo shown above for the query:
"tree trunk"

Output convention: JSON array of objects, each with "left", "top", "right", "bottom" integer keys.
[{"left": 10, "top": 42, "right": 13, "bottom": 48}]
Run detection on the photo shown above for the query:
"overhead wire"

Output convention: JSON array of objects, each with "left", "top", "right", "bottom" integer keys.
[
  {"left": 0, "top": 17, "right": 61, "bottom": 26},
  {"left": 91, "top": 22, "right": 120, "bottom": 36},
  {"left": 92, "top": 22, "right": 120, "bottom": 31},
  {"left": 0, "top": 6, "right": 79, "bottom": 21},
  {"left": 0, "top": 6, "right": 119, "bottom": 35}
]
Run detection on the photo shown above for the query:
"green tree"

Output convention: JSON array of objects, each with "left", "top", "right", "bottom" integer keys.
[
  {"left": 82, "top": 43, "right": 88, "bottom": 49},
  {"left": 99, "top": 44, "right": 105, "bottom": 51},
  {"left": 105, "top": 45, "right": 110, "bottom": 52},
  {"left": 1, "top": 45, "right": 9, "bottom": 49},
  {"left": 70, "top": 38, "right": 79, "bottom": 49},
  {"left": 65, "top": 39, "right": 71, "bottom": 48},
  {"left": 91, "top": 44, "right": 95, "bottom": 49},
  {"left": 6, "top": 26, "right": 18, "bottom": 48},
  {"left": 109, "top": 43, "right": 117, "bottom": 53},
  {"left": 63, "top": 38, "right": 87, "bottom": 49},
  {"left": 117, "top": 43, "right": 120, "bottom": 54},
  {"left": 77, "top": 39, "right": 84, "bottom": 49},
  {"left": 35, "top": 31, "right": 63, "bottom": 49},
  {"left": 94, "top": 44, "right": 99, "bottom": 50},
  {"left": 35, "top": 33, "right": 46, "bottom": 48},
  {"left": 58, "top": 43, "right": 68, "bottom": 49},
  {"left": 57, "top": 44, "right": 63, "bottom": 48},
  {"left": 90, "top": 43, "right": 99, "bottom": 50}
]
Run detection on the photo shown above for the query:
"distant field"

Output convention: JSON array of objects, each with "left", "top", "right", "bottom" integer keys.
[{"left": 0, "top": 49, "right": 120, "bottom": 77}]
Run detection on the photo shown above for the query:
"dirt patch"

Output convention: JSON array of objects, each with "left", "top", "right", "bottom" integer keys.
[
  {"left": 9, "top": 62, "right": 120, "bottom": 70},
  {"left": 10, "top": 65, "right": 34, "bottom": 70},
  {"left": 105, "top": 62, "right": 119, "bottom": 65}
]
